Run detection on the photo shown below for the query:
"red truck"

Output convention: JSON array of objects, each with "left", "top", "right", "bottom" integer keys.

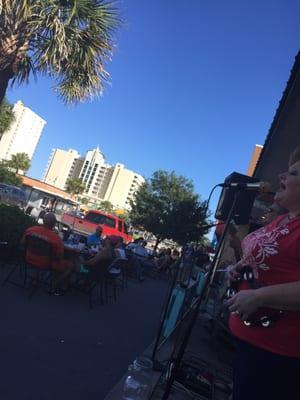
[{"left": 60, "top": 209, "right": 133, "bottom": 243}]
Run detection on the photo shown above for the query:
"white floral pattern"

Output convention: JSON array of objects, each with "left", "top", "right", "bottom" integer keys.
[{"left": 241, "top": 224, "right": 289, "bottom": 271}]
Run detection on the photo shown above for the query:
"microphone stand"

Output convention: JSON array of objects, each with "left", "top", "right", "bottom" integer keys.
[
  {"left": 151, "top": 255, "right": 182, "bottom": 369},
  {"left": 151, "top": 243, "right": 201, "bottom": 369},
  {"left": 151, "top": 219, "right": 221, "bottom": 369},
  {"left": 161, "top": 190, "right": 242, "bottom": 399}
]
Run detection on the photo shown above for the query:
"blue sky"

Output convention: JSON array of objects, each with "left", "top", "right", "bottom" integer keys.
[{"left": 7, "top": 0, "right": 300, "bottom": 217}]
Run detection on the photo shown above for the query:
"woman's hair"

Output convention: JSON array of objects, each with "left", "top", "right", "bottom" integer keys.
[{"left": 289, "top": 146, "right": 300, "bottom": 166}]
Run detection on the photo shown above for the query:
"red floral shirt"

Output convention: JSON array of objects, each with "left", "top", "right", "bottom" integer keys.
[{"left": 229, "top": 214, "right": 300, "bottom": 357}]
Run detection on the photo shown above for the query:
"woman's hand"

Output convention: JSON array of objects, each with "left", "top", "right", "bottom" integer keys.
[
  {"left": 227, "top": 262, "right": 244, "bottom": 282},
  {"left": 225, "top": 289, "right": 261, "bottom": 320}
]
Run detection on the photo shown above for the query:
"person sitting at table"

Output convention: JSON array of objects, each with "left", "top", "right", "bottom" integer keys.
[
  {"left": 22, "top": 212, "right": 74, "bottom": 295},
  {"left": 83, "top": 235, "right": 115, "bottom": 270},
  {"left": 110, "top": 235, "right": 127, "bottom": 259},
  {"left": 127, "top": 238, "right": 155, "bottom": 281},
  {"left": 157, "top": 248, "right": 173, "bottom": 271},
  {"left": 87, "top": 225, "right": 103, "bottom": 247}
]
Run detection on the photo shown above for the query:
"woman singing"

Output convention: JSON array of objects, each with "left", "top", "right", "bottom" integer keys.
[{"left": 226, "top": 147, "right": 300, "bottom": 399}]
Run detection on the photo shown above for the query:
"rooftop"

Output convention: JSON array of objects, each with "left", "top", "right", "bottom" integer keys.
[
  {"left": 21, "top": 176, "right": 76, "bottom": 202},
  {"left": 254, "top": 51, "right": 300, "bottom": 176}
]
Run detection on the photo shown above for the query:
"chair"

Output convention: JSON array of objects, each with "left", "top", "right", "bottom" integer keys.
[
  {"left": 22, "top": 234, "right": 54, "bottom": 299},
  {"left": 113, "top": 249, "right": 129, "bottom": 289},
  {"left": 73, "top": 254, "right": 128, "bottom": 308},
  {"left": 106, "top": 256, "right": 129, "bottom": 297},
  {"left": 0, "top": 242, "right": 10, "bottom": 281},
  {"left": 73, "top": 257, "right": 111, "bottom": 308}
]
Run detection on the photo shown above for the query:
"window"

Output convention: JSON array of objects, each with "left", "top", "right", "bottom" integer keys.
[
  {"left": 85, "top": 212, "right": 116, "bottom": 228},
  {"left": 27, "top": 190, "right": 40, "bottom": 202},
  {"left": 118, "top": 220, "right": 123, "bottom": 232},
  {"left": 41, "top": 196, "right": 50, "bottom": 205},
  {"left": 124, "top": 223, "right": 129, "bottom": 234},
  {"left": 103, "top": 216, "right": 116, "bottom": 228}
]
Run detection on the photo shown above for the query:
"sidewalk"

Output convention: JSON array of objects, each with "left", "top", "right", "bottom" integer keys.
[
  {"left": 0, "top": 264, "right": 168, "bottom": 400},
  {"left": 105, "top": 291, "right": 234, "bottom": 400}
]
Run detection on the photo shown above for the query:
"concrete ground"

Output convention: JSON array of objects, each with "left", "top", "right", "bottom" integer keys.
[{"left": 0, "top": 265, "right": 168, "bottom": 400}]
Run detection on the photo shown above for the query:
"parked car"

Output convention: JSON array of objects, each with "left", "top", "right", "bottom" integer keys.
[
  {"left": 0, "top": 183, "right": 27, "bottom": 209},
  {"left": 60, "top": 209, "right": 133, "bottom": 243}
]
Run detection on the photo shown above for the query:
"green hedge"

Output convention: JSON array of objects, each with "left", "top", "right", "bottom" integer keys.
[{"left": 0, "top": 204, "right": 36, "bottom": 259}]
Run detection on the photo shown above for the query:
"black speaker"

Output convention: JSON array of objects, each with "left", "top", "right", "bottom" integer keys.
[{"left": 215, "top": 172, "right": 259, "bottom": 224}]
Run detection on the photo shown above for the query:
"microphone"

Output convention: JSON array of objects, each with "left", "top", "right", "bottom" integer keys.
[{"left": 218, "top": 181, "right": 272, "bottom": 193}]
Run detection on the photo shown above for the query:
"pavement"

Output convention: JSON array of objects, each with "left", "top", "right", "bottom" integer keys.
[
  {"left": 105, "top": 282, "right": 234, "bottom": 400},
  {"left": 0, "top": 264, "right": 168, "bottom": 400}
]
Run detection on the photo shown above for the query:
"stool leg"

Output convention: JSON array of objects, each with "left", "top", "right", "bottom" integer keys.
[
  {"left": 113, "top": 280, "right": 117, "bottom": 302},
  {"left": 89, "top": 288, "right": 94, "bottom": 309}
]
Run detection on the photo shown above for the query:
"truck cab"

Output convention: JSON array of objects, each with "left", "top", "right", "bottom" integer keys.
[{"left": 61, "top": 209, "right": 132, "bottom": 243}]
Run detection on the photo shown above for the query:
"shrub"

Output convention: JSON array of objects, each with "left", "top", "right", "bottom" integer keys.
[
  {"left": 0, "top": 204, "right": 36, "bottom": 259},
  {"left": 0, "top": 160, "right": 22, "bottom": 185}
]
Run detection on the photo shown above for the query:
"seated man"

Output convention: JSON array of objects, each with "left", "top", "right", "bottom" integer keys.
[
  {"left": 22, "top": 212, "right": 73, "bottom": 295},
  {"left": 87, "top": 225, "right": 103, "bottom": 247}
]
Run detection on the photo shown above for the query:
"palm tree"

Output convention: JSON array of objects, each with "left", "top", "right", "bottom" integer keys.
[
  {"left": 0, "top": 97, "right": 15, "bottom": 139},
  {"left": 0, "top": 0, "right": 121, "bottom": 105},
  {"left": 9, "top": 152, "right": 31, "bottom": 174},
  {"left": 97, "top": 199, "right": 114, "bottom": 214},
  {"left": 65, "top": 178, "right": 86, "bottom": 198}
]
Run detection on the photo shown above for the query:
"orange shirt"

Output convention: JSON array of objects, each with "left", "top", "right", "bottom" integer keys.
[{"left": 23, "top": 225, "right": 64, "bottom": 270}]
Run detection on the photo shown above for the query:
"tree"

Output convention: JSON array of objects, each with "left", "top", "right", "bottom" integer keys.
[
  {"left": 97, "top": 200, "right": 114, "bottom": 214},
  {"left": 79, "top": 197, "right": 89, "bottom": 205},
  {"left": 9, "top": 152, "right": 31, "bottom": 174},
  {"left": 129, "top": 170, "right": 209, "bottom": 249},
  {"left": 65, "top": 178, "right": 86, "bottom": 197},
  {"left": 0, "top": 1, "right": 121, "bottom": 105},
  {"left": 0, "top": 97, "right": 15, "bottom": 139},
  {"left": 0, "top": 160, "right": 22, "bottom": 185}
]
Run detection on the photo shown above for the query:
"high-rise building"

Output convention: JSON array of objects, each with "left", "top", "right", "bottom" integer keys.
[
  {"left": 104, "top": 163, "right": 145, "bottom": 209},
  {"left": 43, "top": 147, "right": 144, "bottom": 209},
  {"left": 0, "top": 100, "right": 46, "bottom": 161},
  {"left": 43, "top": 148, "right": 81, "bottom": 189},
  {"left": 78, "top": 147, "right": 106, "bottom": 196}
]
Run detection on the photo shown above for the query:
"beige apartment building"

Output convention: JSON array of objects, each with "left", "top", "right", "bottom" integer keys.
[
  {"left": 43, "top": 147, "right": 144, "bottom": 209},
  {"left": 43, "top": 148, "right": 80, "bottom": 189},
  {"left": 104, "top": 163, "right": 145, "bottom": 209}
]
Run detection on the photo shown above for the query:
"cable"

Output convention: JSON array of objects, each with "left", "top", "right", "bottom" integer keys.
[{"left": 205, "top": 184, "right": 221, "bottom": 215}]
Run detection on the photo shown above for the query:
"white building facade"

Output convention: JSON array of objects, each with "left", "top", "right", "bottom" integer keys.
[
  {"left": 0, "top": 100, "right": 46, "bottom": 161},
  {"left": 78, "top": 147, "right": 107, "bottom": 196}
]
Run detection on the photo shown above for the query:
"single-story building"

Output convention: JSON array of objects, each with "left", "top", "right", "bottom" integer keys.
[{"left": 21, "top": 176, "right": 77, "bottom": 220}]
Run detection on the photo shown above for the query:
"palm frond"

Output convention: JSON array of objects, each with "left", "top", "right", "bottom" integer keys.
[
  {"left": 12, "top": 54, "right": 37, "bottom": 85},
  {"left": 0, "top": 0, "right": 121, "bottom": 103}
]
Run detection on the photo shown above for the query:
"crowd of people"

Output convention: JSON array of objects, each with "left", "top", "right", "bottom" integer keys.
[{"left": 21, "top": 215, "right": 213, "bottom": 296}]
